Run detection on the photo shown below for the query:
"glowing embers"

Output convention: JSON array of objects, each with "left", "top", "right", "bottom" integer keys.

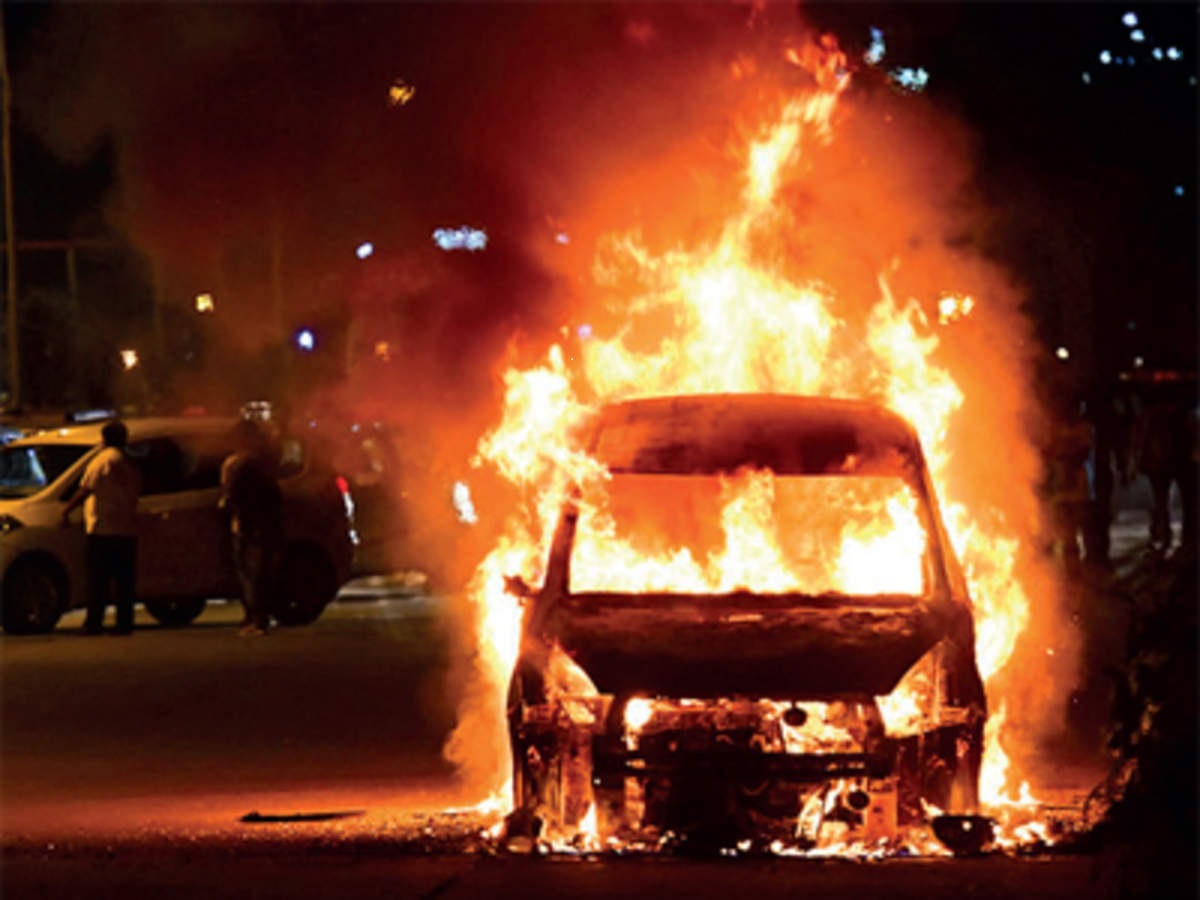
[
  {"left": 568, "top": 470, "right": 927, "bottom": 597},
  {"left": 620, "top": 698, "right": 866, "bottom": 756}
]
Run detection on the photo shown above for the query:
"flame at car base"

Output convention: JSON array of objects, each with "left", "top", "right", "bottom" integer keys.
[{"left": 447, "top": 31, "right": 1074, "bottom": 857}]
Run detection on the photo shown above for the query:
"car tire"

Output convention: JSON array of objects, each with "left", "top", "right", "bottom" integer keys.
[
  {"left": 272, "top": 544, "right": 336, "bottom": 626},
  {"left": 2, "top": 557, "right": 66, "bottom": 635},
  {"left": 143, "top": 597, "right": 207, "bottom": 628}
]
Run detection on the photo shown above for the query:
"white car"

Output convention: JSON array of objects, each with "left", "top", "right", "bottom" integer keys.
[{"left": 0, "top": 417, "right": 356, "bottom": 634}]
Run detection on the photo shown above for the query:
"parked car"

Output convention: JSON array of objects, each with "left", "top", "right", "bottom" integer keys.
[
  {"left": 504, "top": 394, "right": 987, "bottom": 850},
  {"left": 0, "top": 416, "right": 356, "bottom": 634}
]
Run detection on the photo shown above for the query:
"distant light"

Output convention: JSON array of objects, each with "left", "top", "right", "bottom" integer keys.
[
  {"left": 888, "top": 66, "right": 929, "bottom": 92},
  {"left": 1056, "top": 346, "right": 1070, "bottom": 361},
  {"left": 1122, "top": 11, "right": 1138, "bottom": 27},
  {"left": 452, "top": 481, "right": 478, "bottom": 525},
  {"left": 433, "top": 226, "right": 488, "bottom": 252},
  {"left": 1167, "top": 47, "right": 1182, "bottom": 60},
  {"left": 864, "top": 26, "right": 886, "bottom": 66},
  {"left": 1134, "top": 356, "right": 1145, "bottom": 368},
  {"left": 1082, "top": 71, "right": 1092, "bottom": 84},
  {"left": 1191, "top": 75, "right": 1197, "bottom": 86},
  {"left": 1099, "top": 50, "right": 1113, "bottom": 64},
  {"left": 295, "top": 328, "right": 316, "bottom": 352},
  {"left": 356, "top": 242, "right": 374, "bottom": 259},
  {"left": 1175, "top": 185, "right": 1186, "bottom": 197},
  {"left": 1126, "top": 56, "right": 1136, "bottom": 66},
  {"left": 1114, "top": 56, "right": 1124, "bottom": 65},
  {"left": 119, "top": 348, "right": 140, "bottom": 370},
  {"left": 388, "top": 79, "right": 416, "bottom": 107},
  {"left": 194, "top": 292, "right": 215, "bottom": 314},
  {"left": 1153, "top": 47, "right": 1165, "bottom": 60},
  {"left": 1130, "top": 29, "right": 1145, "bottom": 43},
  {"left": 577, "top": 323, "right": 593, "bottom": 340},
  {"left": 373, "top": 340, "right": 391, "bottom": 362},
  {"left": 937, "top": 293, "right": 976, "bottom": 325},
  {"left": 555, "top": 232, "right": 570, "bottom": 245}
]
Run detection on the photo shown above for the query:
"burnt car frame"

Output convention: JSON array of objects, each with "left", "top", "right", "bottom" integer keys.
[{"left": 504, "top": 394, "right": 987, "bottom": 850}]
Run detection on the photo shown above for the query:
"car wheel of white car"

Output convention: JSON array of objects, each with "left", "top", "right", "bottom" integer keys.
[
  {"left": 2, "top": 557, "right": 65, "bottom": 635},
  {"left": 272, "top": 544, "right": 335, "bottom": 626},
  {"left": 143, "top": 597, "right": 207, "bottom": 628}
]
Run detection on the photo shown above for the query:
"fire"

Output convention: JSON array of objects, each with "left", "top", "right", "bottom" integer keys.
[{"left": 450, "top": 31, "right": 1052, "bottom": 850}]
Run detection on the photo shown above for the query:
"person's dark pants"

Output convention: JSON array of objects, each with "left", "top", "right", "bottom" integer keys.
[
  {"left": 85, "top": 534, "right": 137, "bottom": 633},
  {"left": 233, "top": 531, "right": 279, "bottom": 630}
]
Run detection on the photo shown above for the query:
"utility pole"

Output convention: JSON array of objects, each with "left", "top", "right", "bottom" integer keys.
[{"left": 0, "top": 6, "right": 18, "bottom": 410}]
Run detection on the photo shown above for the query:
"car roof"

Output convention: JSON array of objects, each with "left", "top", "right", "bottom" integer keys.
[
  {"left": 7, "top": 417, "right": 238, "bottom": 448},
  {"left": 591, "top": 394, "right": 924, "bottom": 476}
]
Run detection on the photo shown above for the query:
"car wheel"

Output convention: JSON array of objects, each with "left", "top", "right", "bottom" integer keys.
[
  {"left": 273, "top": 544, "right": 336, "bottom": 626},
  {"left": 144, "top": 597, "right": 207, "bottom": 627},
  {"left": 2, "top": 558, "right": 66, "bottom": 634}
]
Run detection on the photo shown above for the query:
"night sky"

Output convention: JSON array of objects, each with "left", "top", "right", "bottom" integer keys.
[{"left": 2, "top": 2, "right": 1196, "bottom": 412}]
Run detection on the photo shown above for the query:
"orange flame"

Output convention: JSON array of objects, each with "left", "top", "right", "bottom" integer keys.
[{"left": 450, "top": 33, "right": 1048, "bottom": 819}]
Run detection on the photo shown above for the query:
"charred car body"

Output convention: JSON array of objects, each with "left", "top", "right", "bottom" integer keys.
[{"left": 505, "top": 394, "right": 987, "bottom": 850}]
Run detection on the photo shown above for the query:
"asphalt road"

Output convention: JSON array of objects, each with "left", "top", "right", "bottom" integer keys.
[{"left": 0, "top": 586, "right": 473, "bottom": 842}]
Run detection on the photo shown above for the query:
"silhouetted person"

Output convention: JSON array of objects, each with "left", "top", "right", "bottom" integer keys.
[
  {"left": 60, "top": 419, "right": 142, "bottom": 635},
  {"left": 1129, "top": 377, "right": 1197, "bottom": 555},
  {"left": 220, "top": 419, "right": 282, "bottom": 636}
]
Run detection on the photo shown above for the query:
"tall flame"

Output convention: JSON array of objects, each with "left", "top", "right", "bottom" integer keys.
[{"left": 448, "top": 33, "right": 1053, "bottom": 812}]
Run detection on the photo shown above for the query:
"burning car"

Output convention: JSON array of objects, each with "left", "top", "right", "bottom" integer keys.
[{"left": 503, "top": 394, "right": 987, "bottom": 851}]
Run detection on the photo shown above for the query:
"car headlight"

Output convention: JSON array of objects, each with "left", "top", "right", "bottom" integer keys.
[{"left": 0, "top": 514, "right": 24, "bottom": 534}]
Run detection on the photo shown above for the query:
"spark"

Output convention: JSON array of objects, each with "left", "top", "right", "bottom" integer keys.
[
  {"left": 119, "top": 348, "right": 139, "bottom": 370},
  {"left": 194, "top": 292, "right": 214, "bottom": 314},
  {"left": 356, "top": 242, "right": 374, "bottom": 259},
  {"left": 433, "top": 227, "right": 488, "bottom": 252},
  {"left": 295, "top": 328, "right": 316, "bottom": 352},
  {"left": 1055, "top": 346, "right": 1070, "bottom": 361}
]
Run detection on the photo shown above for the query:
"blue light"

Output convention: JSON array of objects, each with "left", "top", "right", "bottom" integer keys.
[
  {"left": 1167, "top": 46, "right": 1182, "bottom": 60},
  {"left": 888, "top": 66, "right": 929, "bottom": 92},
  {"left": 864, "top": 27, "right": 886, "bottom": 66},
  {"left": 1082, "top": 71, "right": 1092, "bottom": 84},
  {"left": 1122, "top": 11, "right": 1138, "bottom": 28},
  {"left": 1130, "top": 29, "right": 1145, "bottom": 43},
  {"left": 1175, "top": 185, "right": 1186, "bottom": 197},
  {"left": 433, "top": 227, "right": 488, "bottom": 252},
  {"left": 1153, "top": 47, "right": 1165, "bottom": 60},
  {"left": 295, "top": 328, "right": 316, "bottom": 352},
  {"left": 1100, "top": 50, "right": 1113, "bottom": 64}
]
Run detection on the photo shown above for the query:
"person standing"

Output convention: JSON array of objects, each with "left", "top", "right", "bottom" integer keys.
[
  {"left": 219, "top": 419, "right": 283, "bottom": 637},
  {"left": 60, "top": 419, "right": 142, "bottom": 635}
]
